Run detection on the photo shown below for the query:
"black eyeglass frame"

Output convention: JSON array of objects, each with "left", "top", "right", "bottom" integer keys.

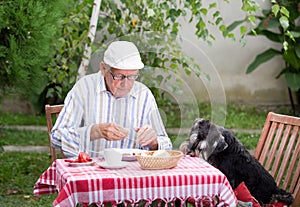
[{"left": 109, "top": 70, "right": 139, "bottom": 81}]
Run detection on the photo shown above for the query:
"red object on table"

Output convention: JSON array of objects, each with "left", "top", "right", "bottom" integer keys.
[{"left": 34, "top": 156, "right": 237, "bottom": 207}]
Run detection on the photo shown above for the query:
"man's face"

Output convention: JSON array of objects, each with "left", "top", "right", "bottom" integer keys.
[{"left": 101, "top": 63, "right": 138, "bottom": 98}]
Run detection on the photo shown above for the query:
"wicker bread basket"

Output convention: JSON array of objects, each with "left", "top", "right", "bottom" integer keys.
[{"left": 135, "top": 150, "right": 183, "bottom": 170}]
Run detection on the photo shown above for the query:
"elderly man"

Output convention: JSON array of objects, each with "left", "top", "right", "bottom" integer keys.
[{"left": 51, "top": 41, "right": 172, "bottom": 157}]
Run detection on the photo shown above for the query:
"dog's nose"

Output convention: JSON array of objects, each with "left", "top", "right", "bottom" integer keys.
[{"left": 186, "top": 150, "right": 196, "bottom": 157}]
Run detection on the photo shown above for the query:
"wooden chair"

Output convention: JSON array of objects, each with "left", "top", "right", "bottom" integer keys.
[
  {"left": 45, "top": 104, "right": 65, "bottom": 161},
  {"left": 254, "top": 112, "right": 300, "bottom": 207}
]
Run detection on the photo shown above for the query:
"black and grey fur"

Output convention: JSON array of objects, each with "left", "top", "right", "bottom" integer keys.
[{"left": 185, "top": 118, "right": 294, "bottom": 206}]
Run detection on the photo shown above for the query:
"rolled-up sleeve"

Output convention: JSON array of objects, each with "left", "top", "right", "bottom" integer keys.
[{"left": 146, "top": 92, "right": 173, "bottom": 150}]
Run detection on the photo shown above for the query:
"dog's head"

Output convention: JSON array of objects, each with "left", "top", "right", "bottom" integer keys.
[{"left": 187, "top": 118, "right": 228, "bottom": 160}]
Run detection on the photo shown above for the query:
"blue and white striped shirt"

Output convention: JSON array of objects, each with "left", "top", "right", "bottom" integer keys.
[{"left": 51, "top": 71, "right": 172, "bottom": 157}]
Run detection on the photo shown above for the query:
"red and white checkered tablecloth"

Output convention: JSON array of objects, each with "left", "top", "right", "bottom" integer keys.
[{"left": 34, "top": 156, "right": 237, "bottom": 207}]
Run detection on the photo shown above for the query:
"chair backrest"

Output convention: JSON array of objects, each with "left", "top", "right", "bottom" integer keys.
[
  {"left": 45, "top": 104, "right": 64, "bottom": 161},
  {"left": 254, "top": 112, "right": 300, "bottom": 207}
]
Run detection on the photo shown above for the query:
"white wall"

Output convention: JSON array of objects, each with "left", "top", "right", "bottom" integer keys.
[{"left": 176, "top": 0, "right": 290, "bottom": 106}]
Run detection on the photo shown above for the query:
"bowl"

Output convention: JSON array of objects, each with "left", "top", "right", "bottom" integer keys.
[{"left": 135, "top": 150, "right": 183, "bottom": 170}]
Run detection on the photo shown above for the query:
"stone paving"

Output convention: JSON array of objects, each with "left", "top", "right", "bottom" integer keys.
[{"left": 3, "top": 145, "right": 49, "bottom": 153}]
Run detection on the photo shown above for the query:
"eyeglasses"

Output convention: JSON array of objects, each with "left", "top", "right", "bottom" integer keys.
[{"left": 109, "top": 71, "right": 139, "bottom": 81}]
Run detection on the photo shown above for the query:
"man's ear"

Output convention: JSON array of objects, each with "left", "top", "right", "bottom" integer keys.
[{"left": 100, "top": 62, "right": 107, "bottom": 75}]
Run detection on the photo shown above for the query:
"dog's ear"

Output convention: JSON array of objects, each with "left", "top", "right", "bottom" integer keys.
[{"left": 214, "top": 135, "right": 228, "bottom": 153}]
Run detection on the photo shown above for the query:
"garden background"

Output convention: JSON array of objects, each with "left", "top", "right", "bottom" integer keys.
[{"left": 0, "top": 0, "right": 299, "bottom": 206}]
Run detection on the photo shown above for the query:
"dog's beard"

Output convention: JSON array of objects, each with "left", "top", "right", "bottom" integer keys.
[
  {"left": 197, "top": 141, "right": 210, "bottom": 160},
  {"left": 186, "top": 133, "right": 201, "bottom": 157}
]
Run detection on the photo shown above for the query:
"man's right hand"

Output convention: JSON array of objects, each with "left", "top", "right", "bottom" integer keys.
[{"left": 91, "top": 123, "right": 129, "bottom": 141}]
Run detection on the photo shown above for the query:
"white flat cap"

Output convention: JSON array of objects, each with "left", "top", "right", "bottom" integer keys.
[{"left": 103, "top": 41, "right": 144, "bottom": 70}]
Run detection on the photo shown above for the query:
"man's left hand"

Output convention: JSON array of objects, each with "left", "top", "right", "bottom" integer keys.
[{"left": 134, "top": 125, "right": 158, "bottom": 150}]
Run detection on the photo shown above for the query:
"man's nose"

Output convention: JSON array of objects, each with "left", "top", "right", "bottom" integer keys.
[{"left": 120, "top": 78, "right": 129, "bottom": 86}]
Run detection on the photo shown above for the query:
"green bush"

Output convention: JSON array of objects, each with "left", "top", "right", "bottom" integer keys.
[{"left": 0, "top": 0, "right": 76, "bottom": 112}]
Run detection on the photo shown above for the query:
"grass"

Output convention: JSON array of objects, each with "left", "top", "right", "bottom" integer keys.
[
  {"left": 0, "top": 103, "right": 294, "bottom": 206},
  {"left": 235, "top": 133, "right": 261, "bottom": 150},
  {"left": 224, "top": 105, "right": 268, "bottom": 129},
  {"left": 0, "top": 111, "right": 46, "bottom": 125},
  {"left": 0, "top": 129, "right": 48, "bottom": 146},
  {"left": 162, "top": 103, "right": 273, "bottom": 129},
  {"left": 0, "top": 152, "right": 56, "bottom": 207}
]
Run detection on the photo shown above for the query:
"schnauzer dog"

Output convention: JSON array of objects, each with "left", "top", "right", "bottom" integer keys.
[{"left": 180, "top": 118, "right": 294, "bottom": 206}]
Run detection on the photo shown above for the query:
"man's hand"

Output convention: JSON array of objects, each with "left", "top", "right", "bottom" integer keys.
[
  {"left": 135, "top": 125, "right": 158, "bottom": 149},
  {"left": 91, "top": 123, "right": 129, "bottom": 141}
]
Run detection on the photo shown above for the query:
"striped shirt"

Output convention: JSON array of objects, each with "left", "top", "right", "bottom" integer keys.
[{"left": 51, "top": 71, "right": 172, "bottom": 157}]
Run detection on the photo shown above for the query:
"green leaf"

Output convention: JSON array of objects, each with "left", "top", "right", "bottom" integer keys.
[
  {"left": 279, "top": 16, "right": 289, "bottom": 31},
  {"left": 240, "top": 26, "right": 247, "bottom": 35},
  {"left": 271, "top": 4, "right": 280, "bottom": 17},
  {"left": 184, "top": 68, "right": 191, "bottom": 76},
  {"left": 283, "top": 46, "right": 300, "bottom": 69},
  {"left": 246, "top": 49, "right": 281, "bottom": 74},
  {"left": 156, "top": 75, "right": 164, "bottom": 85},
  {"left": 247, "top": 15, "right": 256, "bottom": 26},
  {"left": 219, "top": 24, "right": 226, "bottom": 32},
  {"left": 290, "top": 31, "right": 300, "bottom": 38},
  {"left": 226, "top": 19, "right": 245, "bottom": 32},
  {"left": 209, "top": 34, "right": 216, "bottom": 41},
  {"left": 252, "top": 29, "right": 282, "bottom": 43},
  {"left": 257, "top": 16, "right": 280, "bottom": 30},
  {"left": 228, "top": 33, "right": 235, "bottom": 39},
  {"left": 215, "top": 17, "right": 223, "bottom": 25},
  {"left": 280, "top": 6, "right": 289, "bottom": 18},
  {"left": 196, "top": 20, "right": 206, "bottom": 29},
  {"left": 200, "top": 8, "right": 207, "bottom": 16},
  {"left": 56, "top": 86, "right": 62, "bottom": 94},
  {"left": 286, "top": 31, "right": 295, "bottom": 42},
  {"left": 46, "top": 88, "right": 55, "bottom": 98},
  {"left": 209, "top": 3, "right": 217, "bottom": 9},
  {"left": 119, "top": 18, "right": 124, "bottom": 25},
  {"left": 170, "top": 63, "right": 178, "bottom": 69},
  {"left": 213, "top": 11, "right": 220, "bottom": 18},
  {"left": 285, "top": 72, "right": 300, "bottom": 91}
]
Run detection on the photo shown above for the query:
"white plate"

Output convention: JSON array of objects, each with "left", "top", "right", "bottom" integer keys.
[
  {"left": 96, "top": 161, "right": 128, "bottom": 169},
  {"left": 117, "top": 149, "right": 146, "bottom": 161},
  {"left": 67, "top": 160, "right": 95, "bottom": 167}
]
